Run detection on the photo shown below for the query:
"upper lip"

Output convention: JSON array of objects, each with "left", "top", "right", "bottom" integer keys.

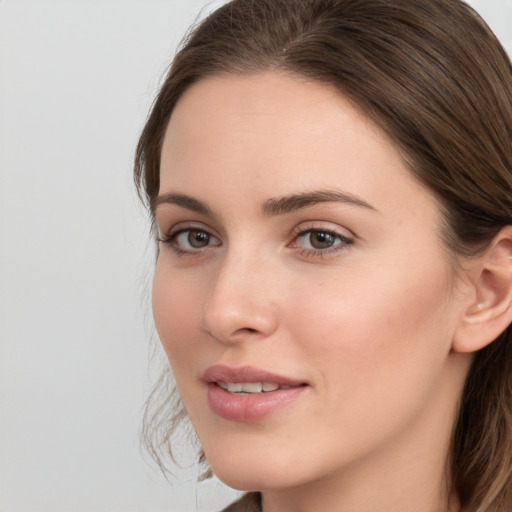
[{"left": 203, "top": 365, "right": 306, "bottom": 386}]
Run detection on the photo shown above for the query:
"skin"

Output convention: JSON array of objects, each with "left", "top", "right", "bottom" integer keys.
[{"left": 153, "top": 72, "right": 475, "bottom": 512}]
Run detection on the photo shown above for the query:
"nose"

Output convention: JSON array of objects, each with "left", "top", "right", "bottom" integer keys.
[{"left": 202, "top": 251, "right": 279, "bottom": 344}]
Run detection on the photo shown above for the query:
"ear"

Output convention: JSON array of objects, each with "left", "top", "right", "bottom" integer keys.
[{"left": 453, "top": 226, "right": 512, "bottom": 354}]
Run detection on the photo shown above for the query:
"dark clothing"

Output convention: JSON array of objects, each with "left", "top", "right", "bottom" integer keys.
[{"left": 222, "top": 493, "right": 261, "bottom": 512}]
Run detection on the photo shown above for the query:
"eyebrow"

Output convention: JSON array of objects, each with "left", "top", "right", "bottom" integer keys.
[
  {"left": 153, "top": 193, "right": 212, "bottom": 215},
  {"left": 262, "top": 190, "right": 378, "bottom": 216},
  {"left": 153, "top": 189, "right": 377, "bottom": 216}
]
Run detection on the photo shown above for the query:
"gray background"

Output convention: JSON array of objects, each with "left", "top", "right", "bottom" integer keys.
[{"left": 1, "top": 1, "right": 511, "bottom": 511}]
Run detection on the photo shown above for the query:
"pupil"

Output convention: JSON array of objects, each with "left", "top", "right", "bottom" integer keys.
[
  {"left": 311, "top": 231, "right": 334, "bottom": 249},
  {"left": 188, "top": 230, "right": 210, "bottom": 248}
]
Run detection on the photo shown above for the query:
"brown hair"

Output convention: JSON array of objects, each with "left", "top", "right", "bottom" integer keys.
[{"left": 135, "top": 0, "right": 512, "bottom": 509}]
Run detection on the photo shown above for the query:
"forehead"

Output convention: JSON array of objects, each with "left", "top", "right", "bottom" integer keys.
[
  {"left": 163, "top": 71, "right": 387, "bottom": 153},
  {"left": 159, "top": 71, "right": 436, "bottom": 222}
]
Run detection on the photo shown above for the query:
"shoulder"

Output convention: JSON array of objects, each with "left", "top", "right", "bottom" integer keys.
[{"left": 221, "top": 492, "right": 261, "bottom": 512}]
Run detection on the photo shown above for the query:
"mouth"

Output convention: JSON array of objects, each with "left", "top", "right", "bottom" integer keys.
[
  {"left": 216, "top": 381, "right": 296, "bottom": 394},
  {"left": 203, "top": 365, "right": 308, "bottom": 422}
]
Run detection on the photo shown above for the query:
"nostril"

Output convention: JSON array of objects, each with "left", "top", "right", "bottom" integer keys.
[{"left": 238, "top": 327, "right": 258, "bottom": 334}]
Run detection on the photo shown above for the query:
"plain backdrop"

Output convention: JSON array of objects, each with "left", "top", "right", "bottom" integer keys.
[{"left": 1, "top": 1, "right": 511, "bottom": 511}]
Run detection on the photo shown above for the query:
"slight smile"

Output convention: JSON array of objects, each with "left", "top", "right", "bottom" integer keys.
[{"left": 203, "top": 366, "right": 309, "bottom": 422}]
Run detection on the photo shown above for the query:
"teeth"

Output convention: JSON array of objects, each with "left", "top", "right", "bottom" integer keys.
[
  {"left": 218, "top": 382, "right": 283, "bottom": 394},
  {"left": 227, "top": 383, "right": 244, "bottom": 393},
  {"left": 239, "top": 382, "right": 262, "bottom": 393}
]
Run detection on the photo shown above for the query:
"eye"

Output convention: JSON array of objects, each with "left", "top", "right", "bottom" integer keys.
[
  {"left": 289, "top": 226, "right": 353, "bottom": 257},
  {"left": 176, "top": 229, "right": 216, "bottom": 249},
  {"left": 297, "top": 230, "right": 341, "bottom": 250},
  {"left": 158, "top": 226, "right": 221, "bottom": 254}
]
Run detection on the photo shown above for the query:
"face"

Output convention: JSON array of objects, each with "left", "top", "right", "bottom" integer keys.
[{"left": 153, "top": 72, "right": 470, "bottom": 494}]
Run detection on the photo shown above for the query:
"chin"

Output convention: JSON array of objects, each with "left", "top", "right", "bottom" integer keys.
[
  {"left": 212, "top": 467, "right": 295, "bottom": 493},
  {"left": 206, "top": 452, "right": 270, "bottom": 490},
  {"left": 204, "top": 445, "right": 321, "bottom": 492}
]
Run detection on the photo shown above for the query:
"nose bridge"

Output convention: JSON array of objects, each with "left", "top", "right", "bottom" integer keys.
[{"left": 202, "top": 243, "right": 278, "bottom": 342}]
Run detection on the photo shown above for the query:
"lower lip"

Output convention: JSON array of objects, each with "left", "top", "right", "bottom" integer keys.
[{"left": 207, "top": 383, "right": 306, "bottom": 422}]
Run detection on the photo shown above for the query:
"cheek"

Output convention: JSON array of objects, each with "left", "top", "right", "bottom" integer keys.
[
  {"left": 288, "top": 258, "right": 456, "bottom": 401},
  {"left": 152, "top": 262, "right": 214, "bottom": 429},
  {"left": 152, "top": 261, "right": 205, "bottom": 369},
  {"left": 268, "top": 261, "right": 459, "bottom": 472}
]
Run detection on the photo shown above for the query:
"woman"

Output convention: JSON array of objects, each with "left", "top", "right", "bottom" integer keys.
[{"left": 135, "top": 0, "right": 512, "bottom": 510}]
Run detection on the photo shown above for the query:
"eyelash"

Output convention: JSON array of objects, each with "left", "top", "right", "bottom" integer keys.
[
  {"left": 157, "top": 224, "right": 353, "bottom": 258},
  {"left": 288, "top": 225, "right": 353, "bottom": 258},
  {"left": 157, "top": 225, "right": 219, "bottom": 256}
]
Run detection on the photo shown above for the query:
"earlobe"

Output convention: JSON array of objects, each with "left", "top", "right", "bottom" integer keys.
[{"left": 453, "top": 226, "right": 512, "bottom": 354}]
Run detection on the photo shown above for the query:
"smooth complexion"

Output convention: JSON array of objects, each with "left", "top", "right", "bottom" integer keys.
[{"left": 153, "top": 72, "right": 475, "bottom": 512}]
